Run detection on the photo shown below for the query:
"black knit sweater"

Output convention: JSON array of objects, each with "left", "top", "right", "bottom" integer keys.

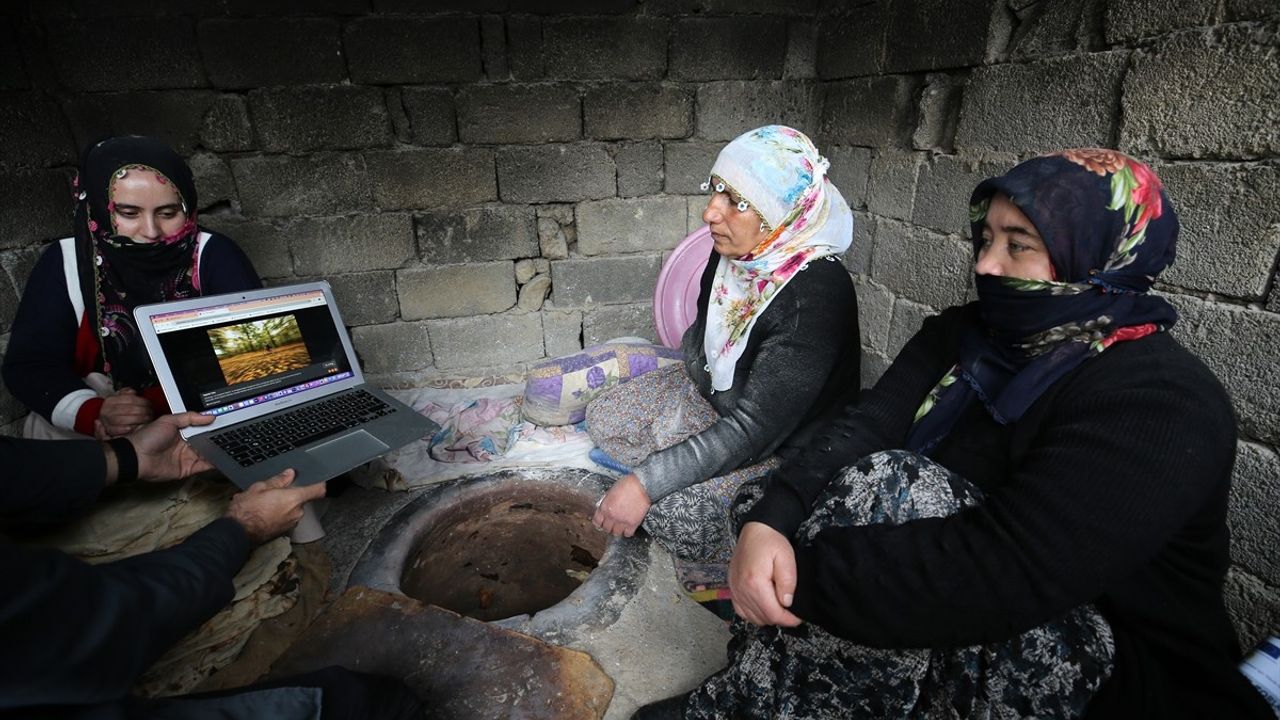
[
  {"left": 745, "top": 303, "right": 1271, "bottom": 719},
  {"left": 634, "top": 249, "right": 861, "bottom": 502}
]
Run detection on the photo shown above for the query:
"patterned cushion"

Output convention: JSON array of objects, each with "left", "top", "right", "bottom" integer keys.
[{"left": 522, "top": 343, "right": 683, "bottom": 426}]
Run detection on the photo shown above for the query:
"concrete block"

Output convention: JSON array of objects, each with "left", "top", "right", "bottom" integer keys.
[
  {"left": 704, "top": 0, "right": 816, "bottom": 10},
  {"left": 201, "top": 95, "right": 254, "bottom": 153},
  {"left": 860, "top": 349, "right": 892, "bottom": 389},
  {"left": 49, "top": 18, "right": 203, "bottom": 91},
  {"left": 1271, "top": 281, "right": 1280, "bottom": 314},
  {"left": 551, "top": 255, "right": 662, "bottom": 306},
  {"left": 0, "top": 169, "right": 70, "bottom": 250},
  {"left": 481, "top": 15, "right": 509, "bottom": 80},
  {"left": 427, "top": 312, "right": 545, "bottom": 371},
  {"left": 543, "top": 18, "right": 668, "bottom": 80},
  {"left": 1, "top": 246, "right": 42, "bottom": 307},
  {"left": 686, "top": 198, "right": 708, "bottom": 234},
  {"left": 199, "top": 18, "right": 345, "bottom": 89},
  {"left": 1224, "top": 568, "right": 1280, "bottom": 653},
  {"left": 538, "top": 214, "right": 571, "bottom": 260},
  {"left": 198, "top": 216, "right": 293, "bottom": 280},
  {"left": 1165, "top": 293, "right": 1280, "bottom": 445},
  {"left": 507, "top": 16, "right": 544, "bottom": 81},
  {"left": 913, "top": 72, "right": 967, "bottom": 153},
  {"left": 854, "top": 276, "right": 893, "bottom": 354},
  {"left": 497, "top": 144, "right": 615, "bottom": 204},
  {"left": 584, "top": 84, "right": 693, "bottom": 141},
  {"left": 366, "top": 148, "right": 497, "bottom": 211},
  {"left": 663, "top": 142, "right": 721, "bottom": 195},
  {"left": 301, "top": 271, "right": 399, "bottom": 327},
  {"left": 784, "top": 19, "right": 818, "bottom": 80},
  {"left": 616, "top": 142, "right": 664, "bottom": 198},
  {"left": 219, "top": 0, "right": 369, "bottom": 13},
  {"left": 694, "top": 81, "right": 822, "bottom": 143},
  {"left": 374, "top": 0, "right": 508, "bottom": 10},
  {"left": 535, "top": 259, "right": 550, "bottom": 274},
  {"left": 584, "top": 302, "right": 658, "bottom": 345},
  {"left": 0, "top": 22, "right": 27, "bottom": 91},
  {"left": 289, "top": 214, "right": 415, "bottom": 276},
  {"left": 670, "top": 18, "right": 788, "bottom": 81},
  {"left": 955, "top": 52, "right": 1127, "bottom": 155},
  {"left": 249, "top": 86, "right": 391, "bottom": 152},
  {"left": 1156, "top": 162, "right": 1280, "bottom": 299},
  {"left": 827, "top": 146, "right": 872, "bottom": 211},
  {"left": 351, "top": 321, "right": 434, "bottom": 375},
  {"left": 398, "top": 261, "right": 516, "bottom": 320},
  {"left": 1229, "top": 440, "right": 1280, "bottom": 586},
  {"left": 883, "top": 0, "right": 996, "bottom": 72},
  {"left": 0, "top": 335, "right": 27, "bottom": 424},
  {"left": 516, "top": 259, "right": 538, "bottom": 284},
  {"left": 1121, "top": 25, "right": 1280, "bottom": 159},
  {"left": 0, "top": 92, "right": 75, "bottom": 169},
  {"left": 1008, "top": 0, "right": 1095, "bottom": 59},
  {"left": 816, "top": 3, "right": 887, "bottom": 79},
  {"left": 865, "top": 149, "right": 924, "bottom": 222},
  {"left": 843, "top": 209, "right": 874, "bottom": 276},
  {"left": 457, "top": 84, "right": 580, "bottom": 144},
  {"left": 402, "top": 88, "right": 457, "bottom": 147},
  {"left": 577, "top": 197, "right": 688, "bottom": 256},
  {"left": 543, "top": 309, "right": 583, "bottom": 357},
  {"left": 1105, "top": 0, "right": 1215, "bottom": 43},
  {"left": 189, "top": 153, "right": 234, "bottom": 211},
  {"left": 1227, "top": 0, "right": 1280, "bottom": 20},
  {"left": 0, "top": 259, "right": 15, "bottom": 333},
  {"left": 231, "top": 153, "right": 371, "bottom": 217},
  {"left": 912, "top": 155, "right": 1009, "bottom": 235},
  {"left": 871, "top": 220, "right": 971, "bottom": 310},
  {"left": 887, "top": 296, "right": 938, "bottom": 359},
  {"left": 345, "top": 17, "right": 482, "bottom": 84},
  {"left": 417, "top": 205, "right": 539, "bottom": 264},
  {"left": 508, "top": 0, "right": 635, "bottom": 12},
  {"left": 63, "top": 91, "right": 223, "bottom": 157},
  {"left": 820, "top": 76, "right": 920, "bottom": 148},
  {"left": 518, "top": 273, "right": 552, "bottom": 311}
]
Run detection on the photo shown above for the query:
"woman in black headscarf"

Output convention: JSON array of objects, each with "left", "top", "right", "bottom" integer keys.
[
  {"left": 634, "top": 150, "right": 1272, "bottom": 719},
  {"left": 3, "top": 136, "right": 261, "bottom": 439}
]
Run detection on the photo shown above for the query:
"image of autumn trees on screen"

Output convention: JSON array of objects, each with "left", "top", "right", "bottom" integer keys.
[{"left": 208, "top": 315, "right": 312, "bottom": 385}]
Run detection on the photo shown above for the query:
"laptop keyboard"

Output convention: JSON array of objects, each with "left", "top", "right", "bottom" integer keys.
[{"left": 210, "top": 389, "right": 395, "bottom": 467}]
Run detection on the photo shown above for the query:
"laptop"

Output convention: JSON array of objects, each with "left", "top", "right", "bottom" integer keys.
[{"left": 135, "top": 281, "right": 438, "bottom": 488}]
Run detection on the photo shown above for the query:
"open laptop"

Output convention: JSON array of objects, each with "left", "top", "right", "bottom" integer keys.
[{"left": 134, "top": 281, "right": 438, "bottom": 488}]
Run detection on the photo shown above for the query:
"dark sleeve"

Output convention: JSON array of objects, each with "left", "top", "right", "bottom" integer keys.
[
  {"left": 199, "top": 232, "right": 263, "bottom": 294},
  {"left": 0, "top": 518, "right": 251, "bottom": 708},
  {"left": 0, "top": 436, "right": 106, "bottom": 524},
  {"left": 787, "top": 351, "right": 1237, "bottom": 648},
  {"left": 634, "top": 270, "right": 858, "bottom": 502},
  {"left": 1, "top": 242, "right": 92, "bottom": 423},
  {"left": 744, "top": 305, "right": 967, "bottom": 539}
]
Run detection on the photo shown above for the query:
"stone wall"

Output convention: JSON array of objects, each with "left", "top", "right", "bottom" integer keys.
[{"left": 0, "top": 0, "right": 1277, "bottom": 645}]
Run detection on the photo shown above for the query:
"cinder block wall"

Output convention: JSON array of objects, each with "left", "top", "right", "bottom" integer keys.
[{"left": 1, "top": 0, "right": 1277, "bottom": 645}]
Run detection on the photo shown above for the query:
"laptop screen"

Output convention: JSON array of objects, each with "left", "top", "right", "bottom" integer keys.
[{"left": 148, "top": 288, "right": 355, "bottom": 416}]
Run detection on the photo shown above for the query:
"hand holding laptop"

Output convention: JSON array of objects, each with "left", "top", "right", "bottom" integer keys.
[
  {"left": 225, "top": 469, "right": 326, "bottom": 545},
  {"left": 120, "top": 411, "right": 217, "bottom": 482}
]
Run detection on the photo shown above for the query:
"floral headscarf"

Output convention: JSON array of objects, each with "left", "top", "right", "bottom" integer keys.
[
  {"left": 73, "top": 136, "right": 203, "bottom": 389},
  {"left": 701, "top": 125, "right": 854, "bottom": 391},
  {"left": 906, "top": 149, "right": 1179, "bottom": 453}
]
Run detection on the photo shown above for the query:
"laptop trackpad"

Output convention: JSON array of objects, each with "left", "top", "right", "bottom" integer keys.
[{"left": 306, "top": 430, "right": 389, "bottom": 466}]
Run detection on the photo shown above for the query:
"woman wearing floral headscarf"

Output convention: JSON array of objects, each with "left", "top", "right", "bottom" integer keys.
[
  {"left": 4, "top": 136, "right": 261, "bottom": 440},
  {"left": 588, "top": 126, "right": 861, "bottom": 570},
  {"left": 633, "top": 150, "right": 1273, "bottom": 718}
]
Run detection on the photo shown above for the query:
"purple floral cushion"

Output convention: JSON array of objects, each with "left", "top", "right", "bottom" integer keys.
[{"left": 522, "top": 343, "right": 682, "bottom": 426}]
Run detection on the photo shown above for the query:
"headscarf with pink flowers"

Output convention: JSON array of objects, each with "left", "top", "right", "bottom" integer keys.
[
  {"left": 907, "top": 149, "right": 1179, "bottom": 454},
  {"left": 701, "top": 125, "right": 853, "bottom": 392}
]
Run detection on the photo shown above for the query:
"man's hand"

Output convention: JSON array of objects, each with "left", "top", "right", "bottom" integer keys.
[
  {"left": 225, "top": 471, "right": 326, "bottom": 545},
  {"left": 121, "top": 412, "right": 216, "bottom": 482},
  {"left": 592, "top": 473, "right": 651, "bottom": 537},
  {"left": 97, "top": 388, "right": 156, "bottom": 439},
  {"left": 730, "top": 521, "right": 803, "bottom": 627}
]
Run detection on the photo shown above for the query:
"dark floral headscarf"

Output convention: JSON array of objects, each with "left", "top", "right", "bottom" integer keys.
[
  {"left": 906, "top": 149, "right": 1179, "bottom": 454},
  {"left": 73, "top": 136, "right": 203, "bottom": 390}
]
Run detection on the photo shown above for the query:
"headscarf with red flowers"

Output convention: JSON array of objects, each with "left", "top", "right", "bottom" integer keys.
[
  {"left": 72, "top": 136, "right": 203, "bottom": 390},
  {"left": 907, "top": 149, "right": 1179, "bottom": 454}
]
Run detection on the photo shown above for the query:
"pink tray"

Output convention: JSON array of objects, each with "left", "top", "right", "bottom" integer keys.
[{"left": 654, "top": 226, "right": 714, "bottom": 348}]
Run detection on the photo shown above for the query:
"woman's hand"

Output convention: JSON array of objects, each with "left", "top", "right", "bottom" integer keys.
[
  {"left": 592, "top": 473, "right": 651, "bottom": 537},
  {"left": 730, "top": 521, "right": 803, "bottom": 627},
  {"left": 96, "top": 387, "right": 156, "bottom": 438}
]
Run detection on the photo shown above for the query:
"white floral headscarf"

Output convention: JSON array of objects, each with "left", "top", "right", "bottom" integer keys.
[{"left": 701, "top": 125, "right": 854, "bottom": 391}]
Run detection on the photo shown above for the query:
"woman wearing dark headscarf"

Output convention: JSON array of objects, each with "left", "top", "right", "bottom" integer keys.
[
  {"left": 634, "top": 150, "right": 1272, "bottom": 718},
  {"left": 4, "top": 136, "right": 261, "bottom": 440},
  {"left": 588, "top": 126, "right": 860, "bottom": 570}
]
